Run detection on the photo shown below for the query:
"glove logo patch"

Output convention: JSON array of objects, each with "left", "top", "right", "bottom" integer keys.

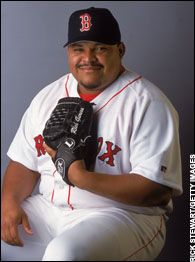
[
  {"left": 64, "top": 138, "right": 75, "bottom": 149},
  {"left": 55, "top": 158, "right": 65, "bottom": 179}
]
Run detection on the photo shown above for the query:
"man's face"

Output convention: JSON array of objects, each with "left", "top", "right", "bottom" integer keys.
[{"left": 67, "top": 41, "right": 125, "bottom": 93}]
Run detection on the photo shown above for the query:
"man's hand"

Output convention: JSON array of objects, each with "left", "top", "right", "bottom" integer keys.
[
  {"left": 43, "top": 143, "right": 88, "bottom": 188},
  {"left": 1, "top": 199, "right": 34, "bottom": 247},
  {"left": 43, "top": 143, "right": 56, "bottom": 160},
  {"left": 42, "top": 97, "right": 95, "bottom": 186}
]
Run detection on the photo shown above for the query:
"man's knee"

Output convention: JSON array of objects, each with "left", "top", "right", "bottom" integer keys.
[{"left": 42, "top": 237, "right": 87, "bottom": 261}]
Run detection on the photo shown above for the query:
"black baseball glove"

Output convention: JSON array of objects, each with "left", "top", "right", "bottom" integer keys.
[{"left": 43, "top": 97, "right": 95, "bottom": 186}]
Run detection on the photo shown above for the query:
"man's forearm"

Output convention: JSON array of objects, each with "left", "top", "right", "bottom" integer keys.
[
  {"left": 43, "top": 144, "right": 172, "bottom": 207},
  {"left": 2, "top": 160, "right": 40, "bottom": 204},
  {"left": 84, "top": 172, "right": 172, "bottom": 206},
  {"left": 69, "top": 161, "right": 172, "bottom": 207}
]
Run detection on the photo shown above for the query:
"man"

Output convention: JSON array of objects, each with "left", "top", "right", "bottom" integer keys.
[{"left": 1, "top": 7, "right": 182, "bottom": 261}]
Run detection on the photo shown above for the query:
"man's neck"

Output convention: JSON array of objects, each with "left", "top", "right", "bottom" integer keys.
[{"left": 77, "top": 65, "right": 125, "bottom": 95}]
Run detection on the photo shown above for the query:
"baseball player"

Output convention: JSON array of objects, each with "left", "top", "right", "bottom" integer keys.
[{"left": 1, "top": 7, "right": 182, "bottom": 261}]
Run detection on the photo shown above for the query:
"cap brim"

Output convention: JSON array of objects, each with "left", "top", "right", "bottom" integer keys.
[{"left": 63, "top": 39, "right": 119, "bottom": 48}]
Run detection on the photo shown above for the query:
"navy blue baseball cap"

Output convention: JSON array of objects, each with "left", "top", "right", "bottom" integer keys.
[{"left": 64, "top": 7, "right": 121, "bottom": 47}]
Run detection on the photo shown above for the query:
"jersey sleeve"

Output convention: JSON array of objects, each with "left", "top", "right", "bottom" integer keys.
[
  {"left": 129, "top": 96, "right": 182, "bottom": 197},
  {"left": 7, "top": 104, "right": 38, "bottom": 171}
]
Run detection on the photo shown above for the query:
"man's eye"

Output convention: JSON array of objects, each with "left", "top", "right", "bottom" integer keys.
[
  {"left": 73, "top": 48, "right": 84, "bottom": 52},
  {"left": 96, "top": 47, "right": 107, "bottom": 51}
]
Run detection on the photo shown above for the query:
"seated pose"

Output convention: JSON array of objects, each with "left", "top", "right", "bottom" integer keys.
[{"left": 1, "top": 7, "right": 182, "bottom": 261}]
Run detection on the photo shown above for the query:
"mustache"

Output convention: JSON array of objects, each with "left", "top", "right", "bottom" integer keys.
[{"left": 76, "top": 63, "right": 104, "bottom": 69}]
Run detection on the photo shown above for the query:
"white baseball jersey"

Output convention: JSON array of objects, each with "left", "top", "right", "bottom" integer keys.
[{"left": 7, "top": 68, "right": 182, "bottom": 215}]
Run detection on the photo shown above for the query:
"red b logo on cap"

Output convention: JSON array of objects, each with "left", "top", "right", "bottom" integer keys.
[{"left": 80, "top": 14, "right": 92, "bottom": 32}]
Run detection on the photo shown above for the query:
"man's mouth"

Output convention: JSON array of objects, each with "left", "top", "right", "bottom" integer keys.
[{"left": 77, "top": 64, "right": 104, "bottom": 71}]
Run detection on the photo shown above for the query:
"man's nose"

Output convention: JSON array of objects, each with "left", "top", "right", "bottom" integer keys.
[{"left": 82, "top": 49, "right": 97, "bottom": 63}]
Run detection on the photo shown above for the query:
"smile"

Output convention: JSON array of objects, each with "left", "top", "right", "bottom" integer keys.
[{"left": 78, "top": 66, "right": 102, "bottom": 72}]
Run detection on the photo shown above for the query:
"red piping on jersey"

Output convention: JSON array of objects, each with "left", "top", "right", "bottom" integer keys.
[
  {"left": 65, "top": 75, "right": 75, "bottom": 210},
  {"left": 64, "top": 74, "right": 142, "bottom": 210},
  {"left": 51, "top": 170, "right": 57, "bottom": 203},
  {"left": 95, "top": 75, "right": 142, "bottom": 114},
  {"left": 65, "top": 75, "right": 74, "bottom": 210},
  {"left": 65, "top": 75, "right": 70, "bottom": 97},
  {"left": 122, "top": 217, "right": 163, "bottom": 261},
  {"left": 67, "top": 186, "right": 74, "bottom": 210}
]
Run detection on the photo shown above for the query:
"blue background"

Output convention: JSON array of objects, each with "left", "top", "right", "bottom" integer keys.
[{"left": 1, "top": 1, "right": 194, "bottom": 261}]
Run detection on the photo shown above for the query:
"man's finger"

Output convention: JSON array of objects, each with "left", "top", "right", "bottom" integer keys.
[
  {"left": 43, "top": 143, "right": 56, "bottom": 159},
  {"left": 22, "top": 214, "right": 34, "bottom": 235},
  {"left": 8, "top": 223, "right": 24, "bottom": 247}
]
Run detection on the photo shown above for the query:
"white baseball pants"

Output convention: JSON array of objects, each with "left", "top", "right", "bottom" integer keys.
[{"left": 1, "top": 194, "right": 166, "bottom": 261}]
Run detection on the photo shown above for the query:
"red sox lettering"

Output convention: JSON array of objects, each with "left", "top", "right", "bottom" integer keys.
[
  {"left": 34, "top": 135, "right": 46, "bottom": 157},
  {"left": 34, "top": 135, "right": 121, "bottom": 167},
  {"left": 80, "top": 14, "right": 92, "bottom": 32},
  {"left": 97, "top": 137, "right": 121, "bottom": 166}
]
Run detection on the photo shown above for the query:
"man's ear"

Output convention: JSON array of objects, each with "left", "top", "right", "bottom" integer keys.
[{"left": 118, "top": 42, "right": 126, "bottom": 58}]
